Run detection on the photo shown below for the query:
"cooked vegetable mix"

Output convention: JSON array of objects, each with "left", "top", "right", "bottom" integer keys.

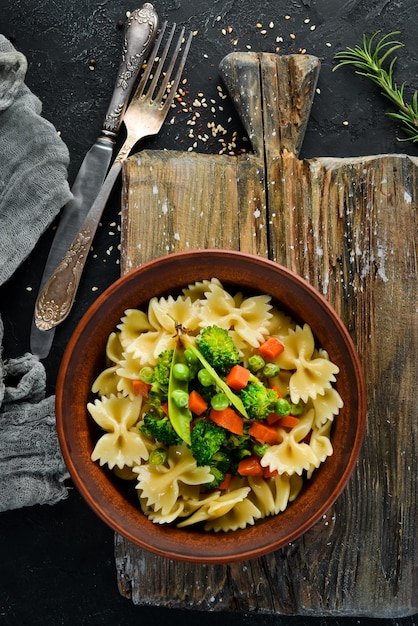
[{"left": 88, "top": 278, "right": 343, "bottom": 532}]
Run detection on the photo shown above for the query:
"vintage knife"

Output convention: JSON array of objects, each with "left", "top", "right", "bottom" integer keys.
[{"left": 30, "top": 3, "right": 158, "bottom": 359}]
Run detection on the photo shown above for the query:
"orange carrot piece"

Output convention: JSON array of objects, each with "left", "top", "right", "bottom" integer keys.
[
  {"left": 270, "top": 384, "right": 283, "bottom": 399},
  {"left": 237, "top": 456, "right": 263, "bottom": 477},
  {"left": 248, "top": 421, "right": 280, "bottom": 445},
  {"left": 209, "top": 407, "right": 244, "bottom": 435},
  {"left": 266, "top": 412, "right": 282, "bottom": 425},
  {"left": 161, "top": 401, "right": 169, "bottom": 415},
  {"left": 132, "top": 379, "right": 151, "bottom": 398},
  {"left": 225, "top": 364, "right": 251, "bottom": 390},
  {"left": 263, "top": 466, "right": 278, "bottom": 478},
  {"left": 218, "top": 473, "right": 232, "bottom": 490},
  {"left": 278, "top": 415, "right": 300, "bottom": 429},
  {"left": 258, "top": 337, "right": 284, "bottom": 359},
  {"left": 188, "top": 390, "right": 208, "bottom": 415}
]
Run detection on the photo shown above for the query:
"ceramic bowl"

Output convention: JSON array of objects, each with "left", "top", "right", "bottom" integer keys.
[{"left": 56, "top": 250, "right": 366, "bottom": 563}]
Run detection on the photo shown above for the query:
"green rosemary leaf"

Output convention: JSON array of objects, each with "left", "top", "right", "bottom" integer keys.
[{"left": 333, "top": 31, "right": 418, "bottom": 143}]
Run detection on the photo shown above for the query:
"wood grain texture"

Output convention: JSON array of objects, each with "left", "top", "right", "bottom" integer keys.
[{"left": 116, "top": 52, "right": 417, "bottom": 617}]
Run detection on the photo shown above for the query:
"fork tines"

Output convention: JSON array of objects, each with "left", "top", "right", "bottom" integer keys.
[{"left": 136, "top": 21, "right": 193, "bottom": 109}]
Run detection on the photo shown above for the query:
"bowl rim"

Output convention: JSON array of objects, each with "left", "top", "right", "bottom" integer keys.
[{"left": 56, "top": 249, "right": 367, "bottom": 563}]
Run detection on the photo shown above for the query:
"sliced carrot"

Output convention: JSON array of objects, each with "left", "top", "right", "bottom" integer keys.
[
  {"left": 258, "top": 337, "right": 284, "bottom": 359},
  {"left": 248, "top": 421, "right": 280, "bottom": 445},
  {"left": 270, "top": 384, "right": 283, "bottom": 399},
  {"left": 218, "top": 473, "right": 232, "bottom": 490},
  {"left": 237, "top": 456, "right": 263, "bottom": 476},
  {"left": 161, "top": 401, "right": 169, "bottom": 415},
  {"left": 209, "top": 407, "right": 244, "bottom": 435},
  {"left": 266, "top": 412, "right": 282, "bottom": 425},
  {"left": 225, "top": 364, "right": 251, "bottom": 391},
  {"left": 263, "top": 466, "right": 278, "bottom": 478},
  {"left": 132, "top": 379, "right": 151, "bottom": 398},
  {"left": 278, "top": 415, "right": 300, "bottom": 429},
  {"left": 188, "top": 390, "right": 208, "bottom": 415}
]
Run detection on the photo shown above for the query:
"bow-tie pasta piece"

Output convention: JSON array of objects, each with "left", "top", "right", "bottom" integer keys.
[
  {"left": 116, "top": 351, "right": 151, "bottom": 398},
  {"left": 143, "top": 489, "right": 218, "bottom": 525},
  {"left": 148, "top": 294, "right": 203, "bottom": 333},
  {"left": 311, "top": 387, "right": 344, "bottom": 427},
  {"left": 247, "top": 472, "right": 304, "bottom": 518},
  {"left": 88, "top": 394, "right": 149, "bottom": 469},
  {"left": 306, "top": 420, "right": 334, "bottom": 479},
  {"left": 134, "top": 445, "right": 213, "bottom": 517},
  {"left": 181, "top": 277, "right": 223, "bottom": 301},
  {"left": 127, "top": 329, "right": 178, "bottom": 365},
  {"left": 178, "top": 479, "right": 257, "bottom": 531},
  {"left": 200, "top": 282, "right": 273, "bottom": 347},
  {"left": 275, "top": 324, "right": 340, "bottom": 403},
  {"left": 266, "top": 306, "right": 296, "bottom": 337},
  {"left": 91, "top": 332, "right": 124, "bottom": 397},
  {"left": 261, "top": 409, "right": 319, "bottom": 476},
  {"left": 117, "top": 309, "right": 154, "bottom": 351}
]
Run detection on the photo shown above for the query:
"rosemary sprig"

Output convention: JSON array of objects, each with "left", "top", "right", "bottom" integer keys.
[{"left": 333, "top": 31, "right": 418, "bottom": 143}]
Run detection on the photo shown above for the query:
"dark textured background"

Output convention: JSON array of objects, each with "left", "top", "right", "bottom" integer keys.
[{"left": 0, "top": 0, "right": 417, "bottom": 624}]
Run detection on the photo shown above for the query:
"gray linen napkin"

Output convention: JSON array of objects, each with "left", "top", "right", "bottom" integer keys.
[
  {"left": 0, "top": 318, "right": 69, "bottom": 511},
  {"left": 0, "top": 34, "right": 73, "bottom": 284},
  {"left": 0, "top": 35, "right": 72, "bottom": 510}
]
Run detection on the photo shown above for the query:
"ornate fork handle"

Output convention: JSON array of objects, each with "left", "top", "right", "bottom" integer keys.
[{"left": 102, "top": 3, "right": 158, "bottom": 138}]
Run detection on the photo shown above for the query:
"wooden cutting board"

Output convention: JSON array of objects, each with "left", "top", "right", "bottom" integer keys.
[{"left": 116, "top": 53, "right": 417, "bottom": 617}]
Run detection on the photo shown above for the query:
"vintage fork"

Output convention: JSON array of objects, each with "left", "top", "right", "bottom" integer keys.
[{"left": 34, "top": 23, "right": 192, "bottom": 331}]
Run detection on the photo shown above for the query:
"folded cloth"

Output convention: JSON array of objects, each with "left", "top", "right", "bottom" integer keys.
[
  {"left": 0, "top": 34, "right": 73, "bottom": 284},
  {"left": 0, "top": 317, "right": 69, "bottom": 511},
  {"left": 0, "top": 35, "right": 72, "bottom": 510}
]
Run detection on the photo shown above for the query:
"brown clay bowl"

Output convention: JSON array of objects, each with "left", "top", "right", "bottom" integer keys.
[{"left": 56, "top": 249, "right": 366, "bottom": 564}]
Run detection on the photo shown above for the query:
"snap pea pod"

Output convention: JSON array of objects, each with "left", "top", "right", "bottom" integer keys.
[
  {"left": 180, "top": 335, "right": 249, "bottom": 419},
  {"left": 168, "top": 342, "right": 193, "bottom": 445}
]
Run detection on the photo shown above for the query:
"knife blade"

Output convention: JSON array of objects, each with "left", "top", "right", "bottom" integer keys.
[{"left": 30, "top": 3, "right": 158, "bottom": 359}]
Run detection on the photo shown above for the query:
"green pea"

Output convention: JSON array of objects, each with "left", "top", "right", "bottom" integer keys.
[
  {"left": 290, "top": 401, "right": 304, "bottom": 415},
  {"left": 149, "top": 448, "right": 168, "bottom": 465},
  {"left": 210, "top": 392, "right": 229, "bottom": 411},
  {"left": 248, "top": 354, "right": 265, "bottom": 373},
  {"left": 184, "top": 348, "right": 198, "bottom": 365},
  {"left": 171, "top": 388, "right": 189, "bottom": 408},
  {"left": 139, "top": 366, "right": 154, "bottom": 384},
  {"left": 262, "top": 362, "right": 280, "bottom": 378},
  {"left": 197, "top": 368, "right": 214, "bottom": 387},
  {"left": 276, "top": 398, "right": 291, "bottom": 416},
  {"left": 172, "top": 362, "right": 190, "bottom": 381}
]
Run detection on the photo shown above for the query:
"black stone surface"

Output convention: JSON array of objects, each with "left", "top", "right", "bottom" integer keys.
[{"left": 0, "top": 0, "right": 417, "bottom": 623}]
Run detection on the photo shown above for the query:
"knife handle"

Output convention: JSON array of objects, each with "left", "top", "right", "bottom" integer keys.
[
  {"left": 102, "top": 3, "right": 158, "bottom": 138},
  {"left": 34, "top": 161, "right": 123, "bottom": 331}
]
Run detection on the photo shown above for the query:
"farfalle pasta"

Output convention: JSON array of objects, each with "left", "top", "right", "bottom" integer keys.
[{"left": 88, "top": 278, "right": 343, "bottom": 531}]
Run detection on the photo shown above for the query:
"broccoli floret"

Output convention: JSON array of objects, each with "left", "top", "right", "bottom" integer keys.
[
  {"left": 190, "top": 420, "right": 227, "bottom": 466},
  {"left": 190, "top": 420, "right": 232, "bottom": 489},
  {"left": 195, "top": 325, "right": 239, "bottom": 375},
  {"left": 205, "top": 450, "right": 231, "bottom": 489},
  {"left": 139, "top": 412, "right": 182, "bottom": 446},
  {"left": 240, "top": 382, "right": 279, "bottom": 420},
  {"left": 150, "top": 349, "right": 174, "bottom": 397},
  {"left": 225, "top": 433, "right": 252, "bottom": 460}
]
